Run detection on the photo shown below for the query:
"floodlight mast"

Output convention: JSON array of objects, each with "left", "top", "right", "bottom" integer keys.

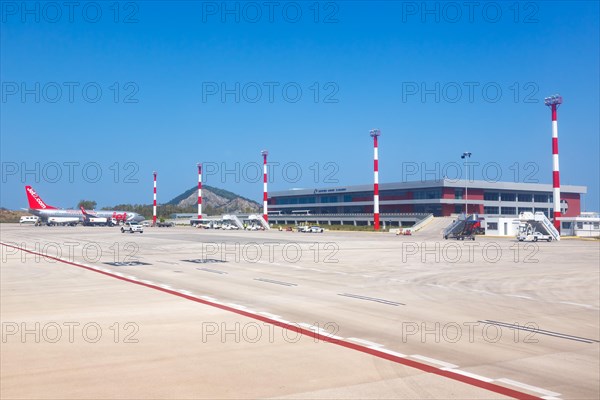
[{"left": 544, "top": 94, "right": 563, "bottom": 231}]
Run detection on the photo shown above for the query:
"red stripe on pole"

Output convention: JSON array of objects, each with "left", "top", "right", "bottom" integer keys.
[
  {"left": 198, "top": 197, "right": 202, "bottom": 204},
  {"left": 374, "top": 183, "right": 379, "bottom": 195},
  {"left": 552, "top": 138, "right": 558, "bottom": 154},
  {"left": 552, "top": 105, "right": 557, "bottom": 121},
  {"left": 374, "top": 159, "right": 378, "bottom": 170},
  {"left": 553, "top": 171, "right": 560, "bottom": 187}
]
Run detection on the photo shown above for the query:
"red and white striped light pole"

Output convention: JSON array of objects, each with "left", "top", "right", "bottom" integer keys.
[
  {"left": 261, "top": 150, "right": 269, "bottom": 223},
  {"left": 545, "top": 94, "right": 563, "bottom": 231},
  {"left": 197, "top": 163, "right": 202, "bottom": 220},
  {"left": 152, "top": 171, "right": 157, "bottom": 226},
  {"left": 370, "top": 129, "right": 381, "bottom": 230}
]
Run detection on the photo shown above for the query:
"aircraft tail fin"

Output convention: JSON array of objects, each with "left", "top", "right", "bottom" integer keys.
[{"left": 25, "top": 186, "right": 57, "bottom": 210}]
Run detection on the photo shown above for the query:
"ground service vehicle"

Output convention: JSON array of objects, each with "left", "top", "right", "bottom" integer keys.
[
  {"left": 19, "top": 216, "right": 39, "bottom": 224},
  {"left": 517, "top": 223, "right": 553, "bottom": 242},
  {"left": 121, "top": 222, "right": 144, "bottom": 233}
]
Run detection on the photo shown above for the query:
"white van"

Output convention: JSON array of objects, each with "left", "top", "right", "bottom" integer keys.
[{"left": 19, "top": 215, "right": 40, "bottom": 224}]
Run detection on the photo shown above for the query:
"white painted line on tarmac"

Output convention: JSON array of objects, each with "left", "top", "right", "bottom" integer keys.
[
  {"left": 506, "top": 294, "right": 533, "bottom": 300},
  {"left": 410, "top": 354, "right": 459, "bottom": 369},
  {"left": 440, "top": 368, "right": 493, "bottom": 383},
  {"left": 426, "top": 283, "right": 448, "bottom": 289},
  {"left": 496, "top": 378, "right": 561, "bottom": 398},
  {"left": 226, "top": 303, "right": 248, "bottom": 310},
  {"left": 141, "top": 280, "right": 154, "bottom": 285},
  {"left": 296, "top": 323, "right": 343, "bottom": 339},
  {"left": 377, "top": 348, "right": 406, "bottom": 358},
  {"left": 258, "top": 312, "right": 282, "bottom": 320},
  {"left": 347, "top": 337, "right": 383, "bottom": 347},
  {"left": 470, "top": 289, "right": 498, "bottom": 296},
  {"left": 559, "top": 301, "right": 598, "bottom": 309}
]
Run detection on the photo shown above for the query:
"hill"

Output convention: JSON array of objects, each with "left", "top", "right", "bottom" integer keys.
[
  {"left": 167, "top": 185, "right": 260, "bottom": 213},
  {"left": 103, "top": 185, "right": 260, "bottom": 219},
  {"left": 0, "top": 208, "right": 30, "bottom": 223}
]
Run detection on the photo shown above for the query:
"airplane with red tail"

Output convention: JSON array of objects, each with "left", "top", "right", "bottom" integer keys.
[{"left": 24, "top": 185, "right": 144, "bottom": 223}]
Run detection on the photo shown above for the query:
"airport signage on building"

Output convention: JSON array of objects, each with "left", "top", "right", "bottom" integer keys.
[{"left": 314, "top": 188, "right": 347, "bottom": 194}]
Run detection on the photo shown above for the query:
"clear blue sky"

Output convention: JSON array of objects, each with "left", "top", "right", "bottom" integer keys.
[{"left": 1, "top": 1, "right": 598, "bottom": 211}]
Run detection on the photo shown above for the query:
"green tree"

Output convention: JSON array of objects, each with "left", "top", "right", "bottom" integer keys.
[{"left": 77, "top": 200, "right": 97, "bottom": 210}]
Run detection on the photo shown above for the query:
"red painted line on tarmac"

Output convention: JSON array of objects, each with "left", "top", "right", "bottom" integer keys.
[{"left": 2, "top": 242, "right": 541, "bottom": 400}]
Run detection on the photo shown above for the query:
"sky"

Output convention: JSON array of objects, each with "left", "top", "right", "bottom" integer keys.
[{"left": 1, "top": 1, "right": 599, "bottom": 211}]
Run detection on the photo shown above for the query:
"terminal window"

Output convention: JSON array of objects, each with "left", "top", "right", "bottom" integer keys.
[
  {"left": 501, "top": 192, "right": 516, "bottom": 201},
  {"left": 484, "top": 192, "right": 499, "bottom": 201},
  {"left": 501, "top": 207, "right": 516, "bottom": 215},
  {"left": 518, "top": 193, "right": 533, "bottom": 202},
  {"left": 484, "top": 206, "right": 499, "bottom": 214}
]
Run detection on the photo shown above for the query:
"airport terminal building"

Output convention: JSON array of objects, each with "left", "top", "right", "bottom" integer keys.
[{"left": 268, "top": 179, "right": 586, "bottom": 219}]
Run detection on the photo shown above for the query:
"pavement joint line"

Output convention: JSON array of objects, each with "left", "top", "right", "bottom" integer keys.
[
  {"left": 480, "top": 320, "right": 599, "bottom": 344},
  {"left": 197, "top": 267, "right": 227, "bottom": 274},
  {"left": 496, "top": 378, "right": 561, "bottom": 398},
  {"left": 254, "top": 278, "right": 298, "bottom": 287},
  {"left": 338, "top": 293, "right": 405, "bottom": 306},
  {"left": 0, "top": 242, "right": 546, "bottom": 400}
]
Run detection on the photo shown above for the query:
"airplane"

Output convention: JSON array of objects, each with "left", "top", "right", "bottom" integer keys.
[{"left": 24, "top": 185, "right": 144, "bottom": 224}]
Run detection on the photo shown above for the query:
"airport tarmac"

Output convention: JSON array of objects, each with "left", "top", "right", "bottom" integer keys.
[{"left": 1, "top": 223, "right": 599, "bottom": 399}]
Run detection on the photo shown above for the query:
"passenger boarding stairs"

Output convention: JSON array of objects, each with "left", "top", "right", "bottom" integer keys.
[
  {"left": 248, "top": 214, "right": 271, "bottom": 230},
  {"left": 518, "top": 212, "right": 560, "bottom": 241},
  {"left": 223, "top": 215, "right": 245, "bottom": 230},
  {"left": 443, "top": 214, "right": 468, "bottom": 239}
]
